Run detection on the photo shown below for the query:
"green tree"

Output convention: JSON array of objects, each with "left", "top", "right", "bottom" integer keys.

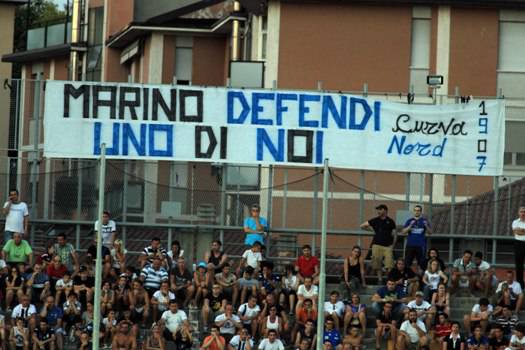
[{"left": 14, "top": 0, "right": 68, "bottom": 52}]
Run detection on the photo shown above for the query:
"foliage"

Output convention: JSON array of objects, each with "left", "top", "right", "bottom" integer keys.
[{"left": 13, "top": 0, "right": 69, "bottom": 52}]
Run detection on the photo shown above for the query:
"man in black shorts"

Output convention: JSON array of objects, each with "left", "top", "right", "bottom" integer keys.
[{"left": 170, "top": 257, "right": 194, "bottom": 307}]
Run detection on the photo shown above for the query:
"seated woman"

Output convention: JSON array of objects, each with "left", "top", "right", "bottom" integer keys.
[
  {"left": 261, "top": 306, "right": 284, "bottom": 338},
  {"left": 340, "top": 246, "right": 366, "bottom": 301},
  {"left": 423, "top": 260, "right": 448, "bottom": 301},
  {"left": 432, "top": 283, "right": 450, "bottom": 317},
  {"left": 343, "top": 293, "right": 366, "bottom": 337}
]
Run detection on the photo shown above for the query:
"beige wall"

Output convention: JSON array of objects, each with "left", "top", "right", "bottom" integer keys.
[
  {"left": 449, "top": 8, "right": 499, "bottom": 96},
  {"left": 0, "top": 4, "right": 16, "bottom": 155},
  {"left": 278, "top": 2, "right": 412, "bottom": 92}
]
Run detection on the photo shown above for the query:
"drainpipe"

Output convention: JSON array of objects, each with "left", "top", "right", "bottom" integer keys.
[{"left": 231, "top": 1, "right": 241, "bottom": 61}]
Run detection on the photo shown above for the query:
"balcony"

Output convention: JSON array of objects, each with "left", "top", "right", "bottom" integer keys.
[{"left": 26, "top": 19, "right": 71, "bottom": 50}]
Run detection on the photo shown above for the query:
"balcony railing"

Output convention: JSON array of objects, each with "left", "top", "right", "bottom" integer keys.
[{"left": 27, "top": 19, "right": 71, "bottom": 50}]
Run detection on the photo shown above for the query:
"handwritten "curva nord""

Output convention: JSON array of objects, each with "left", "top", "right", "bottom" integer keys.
[{"left": 392, "top": 114, "right": 468, "bottom": 136}]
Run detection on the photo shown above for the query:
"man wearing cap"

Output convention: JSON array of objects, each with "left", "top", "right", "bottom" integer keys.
[
  {"left": 243, "top": 204, "right": 268, "bottom": 246},
  {"left": 406, "top": 291, "right": 435, "bottom": 329},
  {"left": 361, "top": 204, "right": 397, "bottom": 283}
]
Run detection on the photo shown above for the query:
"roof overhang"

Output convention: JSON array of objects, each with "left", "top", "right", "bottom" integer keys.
[
  {"left": 1, "top": 43, "right": 76, "bottom": 63},
  {"left": 107, "top": 14, "right": 246, "bottom": 49}
]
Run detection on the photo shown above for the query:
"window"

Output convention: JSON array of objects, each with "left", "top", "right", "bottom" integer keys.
[
  {"left": 409, "top": 7, "right": 431, "bottom": 95},
  {"left": 517, "top": 153, "right": 525, "bottom": 166},
  {"left": 260, "top": 16, "right": 267, "bottom": 60},
  {"left": 86, "top": 7, "right": 104, "bottom": 81},
  {"left": 497, "top": 10, "right": 525, "bottom": 98},
  {"left": 504, "top": 152, "right": 513, "bottom": 165},
  {"left": 175, "top": 36, "right": 193, "bottom": 85}
]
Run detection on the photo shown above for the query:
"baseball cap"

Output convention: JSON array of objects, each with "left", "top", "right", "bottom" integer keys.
[
  {"left": 198, "top": 261, "right": 207, "bottom": 269},
  {"left": 415, "top": 291, "right": 424, "bottom": 297},
  {"left": 375, "top": 204, "right": 388, "bottom": 210}
]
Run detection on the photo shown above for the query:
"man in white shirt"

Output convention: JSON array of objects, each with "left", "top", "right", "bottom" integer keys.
[
  {"left": 229, "top": 328, "right": 254, "bottom": 350},
  {"left": 297, "top": 276, "right": 319, "bottom": 304},
  {"left": 472, "top": 251, "right": 496, "bottom": 295},
  {"left": 160, "top": 300, "right": 188, "bottom": 342},
  {"left": 240, "top": 242, "right": 263, "bottom": 272},
  {"left": 215, "top": 304, "right": 242, "bottom": 344},
  {"left": 463, "top": 297, "right": 493, "bottom": 334},
  {"left": 406, "top": 291, "right": 435, "bottom": 329},
  {"left": 11, "top": 294, "right": 37, "bottom": 328},
  {"left": 2, "top": 189, "right": 29, "bottom": 242},
  {"left": 94, "top": 210, "right": 117, "bottom": 249},
  {"left": 259, "top": 329, "right": 285, "bottom": 350},
  {"left": 506, "top": 324, "right": 525, "bottom": 350},
  {"left": 512, "top": 206, "right": 525, "bottom": 288},
  {"left": 397, "top": 309, "right": 428, "bottom": 350},
  {"left": 495, "top": 270, "right": 524, "bottom": 314},
  {"left": 238, "top": 295, "right": 261, "bottom": 338},
  {"left": 323, "top": 290, "right": 345, "bottom": 331}
]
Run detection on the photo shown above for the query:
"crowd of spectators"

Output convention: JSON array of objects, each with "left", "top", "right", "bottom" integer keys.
[{"left": 1, "top": 192, "right": 525, "bottom": 350}]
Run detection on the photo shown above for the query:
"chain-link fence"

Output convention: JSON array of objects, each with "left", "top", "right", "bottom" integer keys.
[{"left": 0, "top": 78, "right": 523, "bottom": 273}]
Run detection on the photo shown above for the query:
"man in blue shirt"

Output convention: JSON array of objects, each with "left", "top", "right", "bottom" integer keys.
[
  {"left": 402, "top": 205, "right": 432, "bottom": 270},
  {"left": 371, "top": 279, "right": 409, "bottom": 320},
  {"left": 466, "top": 325, "right": 489, "bottom": 350},
  {"left": 323, "top": 317, "right": 342, "bottom": 348},
  {"left": 243, "top": 204, "right": 268, "bottom": 246},
  {"left": 40, "top": 295, "right": 64, "bottom": 349}
]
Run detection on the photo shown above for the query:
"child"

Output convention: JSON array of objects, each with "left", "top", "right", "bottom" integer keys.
[
  {"left": 343, "top": 326, "right": 363, "bottom": 350},
  {"left": 239, "top": 242, "right": 263, "bottom": 273},
  {"left": 55, "top": 271, "right": 73, "bottom": 306}
]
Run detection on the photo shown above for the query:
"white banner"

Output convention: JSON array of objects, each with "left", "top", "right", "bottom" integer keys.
[{"left": 43, "top": 80, "right": 505, "bottom": 176}]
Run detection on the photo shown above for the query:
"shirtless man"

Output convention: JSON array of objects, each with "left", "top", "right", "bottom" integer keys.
[{"left": 112, "top": 321, "right": 137, "bottom": 350}]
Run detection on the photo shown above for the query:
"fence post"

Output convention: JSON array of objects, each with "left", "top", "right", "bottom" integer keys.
[
  {"left": 358, "top": 170, "right": 365, "bottom": 247},
  {"left": 266, "top": 165, "right": 273, "bottom": 254},
  {"left": 75, "top": 160, "right": 83, "bottom": 250},
  {"left": 312, "top": 168, "right": 319, "bottom": 254},
  {"left": 122, "top": 161, "right": 129, "bottom": 247},
  {"left": 219, "top": 164, "right": 227, "bottom": 244},
  {"left": 492, "top": 176, "right": 499, "bottom": 265},
  {"left": 405, "top": 172, "right": 411, "bottom": 209},
  {"left": 30, "top": 77, "right": 42, "bottom": 246},
  {"left": 449, "top": 175, "right": 457, "bottom": 264},
  {"left": 282, "top": 168, "right": 288, "bottom": 228}
]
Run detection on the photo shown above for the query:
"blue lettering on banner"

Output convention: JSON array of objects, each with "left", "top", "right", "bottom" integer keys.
[
  {"left": 349, "top": 98, "right": 381, "bottom": 131},
  {"left": 148, "top": 124, "right": 173, "bottom": 157},
  {"left": 257, "top": 128, "right": 284, "bottom": 161},
  {"left": 122, "top": 123, "right": 146, "bottom": 156},
  {"left": 252, "top": 93, "right": 274, "bottom": 125},
  {"left": 316, "top": 131, "right": 324, "bottom": 164},
  {"left": 94, "top": 122, "right": 120, "bottom": 155},
  {"left": 321, "top": 96, "right": 347, "bottom": 129},
  {"left": 93, "top": 122, "right": 173, "bottom": 157},
  {"left": 299, "top": 94, "right": 320, "bottom": 128},
  {"left": 276, "top": 93, "right": 297, "bottom": 126},
  {"left": 227, "top": 91, "right": 250, "bottom": 124},
  {"left": 387, "top": 135, "right": 447, "bottom": 157}
]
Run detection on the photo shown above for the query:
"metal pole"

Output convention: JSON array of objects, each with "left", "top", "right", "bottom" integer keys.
[
  {"left": 282, "top": 168, "right": 288, "bottom": 227},
  {"left": 30, "top": 76, "right": 42, "bottom": 246},
  {"left": 358, "top": 170, "right": 365, "bottom": 247},
  {"left": 312, "top": 168, "right": 319, "bottom": 253},
  {"left": 92, "top": 143, "right": 106, "bottom": 350},
  {"left": 266, "top": 165, "right": 273, "bottom": 253},
  {"left": 449, "top": 175, "right": 456, "bottom": 264},
  {"left": 405, "top": 172, "right": 411, "bottom": 209},
  {"left": 122, "top": 161, "right": 129, "bottom": 247},
  {"left": 75, "top": 160, "right": 83, "bottom": 250},
  {"left": 492, "top": 176, "right": 499, "bottom": 265},
  {"left": 219, "top": 164, "right": 227, "bottom": 244},
  {"left": 316, "top": 159, "right": 330, "bottom": 350}
]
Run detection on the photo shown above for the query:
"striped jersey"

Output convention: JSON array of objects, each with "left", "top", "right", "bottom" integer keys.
[{"left": 141, "top": 265, "right": 169, "bottom": 290}]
